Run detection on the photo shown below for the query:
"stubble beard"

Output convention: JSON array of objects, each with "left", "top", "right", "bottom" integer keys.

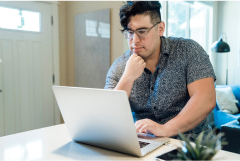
[{"left": 141, "top": 47, "right": 158, "bottom": 62}]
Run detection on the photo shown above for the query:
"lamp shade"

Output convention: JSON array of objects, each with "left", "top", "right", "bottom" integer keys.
[{"left": 211, "top": 36, "right": 230, "bottom": 52}]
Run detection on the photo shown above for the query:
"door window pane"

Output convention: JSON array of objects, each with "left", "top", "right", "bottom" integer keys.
[
  {"left": 0, "top": 6, "right": 40, "bottom": 32},
  {"left": 190, "top": 2, "right": 207, "bottom": 49},
  {"left": 168, "top": 1, "right": 187, "bottom": 37}
]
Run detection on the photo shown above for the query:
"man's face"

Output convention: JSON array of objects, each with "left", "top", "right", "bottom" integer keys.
[{"left": 127, "top": 14, "right": 164, "bottom": 59}]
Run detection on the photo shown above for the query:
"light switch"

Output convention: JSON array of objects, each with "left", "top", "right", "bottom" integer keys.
[{"left": 0, "top": 58, "right": 2, "bottom": 63}]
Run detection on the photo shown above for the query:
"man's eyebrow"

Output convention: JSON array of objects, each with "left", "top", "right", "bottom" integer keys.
[{"left": 127, "top": 27, "right": 148, "bottom": 31}]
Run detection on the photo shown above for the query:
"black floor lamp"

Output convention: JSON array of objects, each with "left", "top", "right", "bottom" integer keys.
[{"left": 211, "top": 34, "right": 230, "bottom": 85}]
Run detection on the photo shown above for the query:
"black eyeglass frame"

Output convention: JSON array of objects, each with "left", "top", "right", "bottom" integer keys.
[{"left": 121, "top": 21, "right": 161, "bottom": 39}]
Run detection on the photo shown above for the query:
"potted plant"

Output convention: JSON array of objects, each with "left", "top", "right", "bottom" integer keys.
[{"left": 175, "top": 128, "right": 227, "bottom": 160}]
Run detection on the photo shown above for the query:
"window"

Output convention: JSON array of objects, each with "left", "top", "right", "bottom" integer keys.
[
  {"left": 0, "top": 6, "right": 40, "bottom": 32},
  {"left": 160, "top": 1, "right": 213, "bottom": 53},
  {"left": 190, "top": 2, "right": 209, "bottom": 51},
  {"left": 168, "top": 1, "right": 187, "bottom": 38}
]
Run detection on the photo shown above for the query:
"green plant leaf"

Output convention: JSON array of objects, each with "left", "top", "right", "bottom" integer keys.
[
  {"left": 177, "top": 148, "right": 191, "bottom": 160},
  {"left": 201, "top": 148, "right": 216, "bottom": 160},
  {"left": 194, "top": 132, "right": 204, "bottom": 158},
  {"left": 202, "top": 128, "right": 217, "bottom": 146},
  {"left": 206, "top": 132, "right": 222, "bottom": 149},
  {"left": 178, "top": 132, "right": 197, "bottom": 159}
]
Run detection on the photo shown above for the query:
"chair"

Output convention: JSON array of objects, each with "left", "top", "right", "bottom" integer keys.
[
  {"left": 214, "top": 85, "right": 240, "bottom": 129},
  {"left": 221, "top": 120, "right": 240, "bottom": 154}
]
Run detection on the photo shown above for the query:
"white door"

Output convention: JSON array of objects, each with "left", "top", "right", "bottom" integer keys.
[{"left": 0, "top": 1, "right": 56, "bottom": 136}]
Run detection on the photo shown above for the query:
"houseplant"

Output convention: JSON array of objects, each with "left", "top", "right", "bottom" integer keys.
[{"left": 175, "top": 128, "right": 227, "bottom": 160}]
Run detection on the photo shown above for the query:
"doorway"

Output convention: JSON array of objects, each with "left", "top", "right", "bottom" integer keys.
[{"left": 0, "top": 1, "right": 60, "bottom": 136}]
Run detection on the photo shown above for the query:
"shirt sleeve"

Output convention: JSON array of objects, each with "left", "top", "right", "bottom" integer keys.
[
  {"left": 186, "top": 39, "right": 216, "bottom": 85},
  {"left": 104, "top": 58, "right": 124, "bottom": 89}
]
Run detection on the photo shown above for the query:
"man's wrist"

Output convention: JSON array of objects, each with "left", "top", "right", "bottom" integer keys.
[
  {"left": 121, "top": 72, "right": 135, "bottom": 84},
  {"left": 155, "top": 124, "right": 169, "bottom": 137},
  {"left": 160, "top": 124, "right": 174, "bottom": 138}
]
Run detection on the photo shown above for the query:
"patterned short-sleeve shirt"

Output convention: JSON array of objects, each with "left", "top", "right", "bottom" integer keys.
[{"left": 104, "top": 36, "right": 216, "bottom": 141}]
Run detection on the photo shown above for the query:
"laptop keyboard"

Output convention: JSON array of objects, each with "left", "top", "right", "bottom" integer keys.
[{"left": 139, "top": 141, "right": 150, "bottom": 148}]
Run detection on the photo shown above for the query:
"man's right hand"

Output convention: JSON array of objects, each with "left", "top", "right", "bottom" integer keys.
[
  {"left": 123, "top": 53, "right": 146, "bottom": 81},
  {"left": 114, "top": 53, "right": 146, "bottom": 97}
]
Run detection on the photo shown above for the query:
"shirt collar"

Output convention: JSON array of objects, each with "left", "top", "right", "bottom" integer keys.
[
  {"left": 160, "top": 36, "right": 170, "bottom": 56},
  {"left": 154, "top": 36, "right": 170, "bottom": 73}
]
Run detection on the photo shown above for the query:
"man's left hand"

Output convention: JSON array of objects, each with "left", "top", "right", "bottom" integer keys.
[{"left": 135, "top": 119, "right": 168, "bottom": 137}]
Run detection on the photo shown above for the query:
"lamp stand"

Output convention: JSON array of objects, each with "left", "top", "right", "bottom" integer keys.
[{"left": 226, "top": 52, "right": 228, "bottom": 85}]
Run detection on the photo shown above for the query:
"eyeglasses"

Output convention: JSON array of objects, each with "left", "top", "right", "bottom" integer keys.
[{"left": 122, "top": 22, "right": 161, "bottom": 39}]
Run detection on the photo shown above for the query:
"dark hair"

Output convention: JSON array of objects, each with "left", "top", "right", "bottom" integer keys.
[{"left": 119, "top": 1, "right": 162, "bottom": 30}]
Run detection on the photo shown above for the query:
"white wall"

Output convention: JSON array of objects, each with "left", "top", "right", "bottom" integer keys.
[{"left": 215, "top": 1, "right": 240, "bottom": 85}]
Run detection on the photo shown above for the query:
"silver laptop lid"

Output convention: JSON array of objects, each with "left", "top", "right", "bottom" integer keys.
[{"left": 52, "top": 86, "right": 142, "bottom": 157}]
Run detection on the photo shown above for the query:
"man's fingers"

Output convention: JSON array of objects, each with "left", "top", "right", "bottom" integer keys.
[
  {"left": 135, "top": 120, "right": 140, "bottom": 126},
  {"left": 139, "top": 124, "right": 148, "bottom": 133},
  {"left": 135, "top": 122, "right": 143, "bottom": 132},
  {"left": 136, "top": 56, "right": 142, "bottom": 62},
  {"left": 146, "top": 130, "right": 154, "bottom": 135},
  {"left": 132, "top": 53, "right": 138, "bottom": 57}
]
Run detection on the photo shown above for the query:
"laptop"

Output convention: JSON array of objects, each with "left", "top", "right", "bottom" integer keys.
[{"left": 52, "top": 86, "right": 169, "bottom": 157}]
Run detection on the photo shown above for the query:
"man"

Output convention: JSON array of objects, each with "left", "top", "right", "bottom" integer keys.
[{"left": 104, "top": 1, "right": 216, "bottom": 141}]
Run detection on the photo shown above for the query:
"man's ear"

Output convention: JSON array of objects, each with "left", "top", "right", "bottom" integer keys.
[{"left": 158, "top": 21, "right": 165, "bottom": 37}]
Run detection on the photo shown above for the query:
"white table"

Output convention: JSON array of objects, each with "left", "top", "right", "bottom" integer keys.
[{"left": 0, "top": 124, "right": 239, "bottom": 160}]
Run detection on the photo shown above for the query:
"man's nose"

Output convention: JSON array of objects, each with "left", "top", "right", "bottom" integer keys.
[{"left": 132, "top": 32, "right": 140, "bottom": 43}]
